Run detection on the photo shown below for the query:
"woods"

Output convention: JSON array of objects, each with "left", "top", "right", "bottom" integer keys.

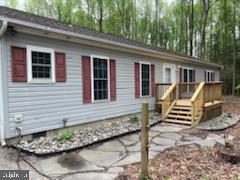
[{"left": 5, "top": 0, "right": 240, "bottom": 94}]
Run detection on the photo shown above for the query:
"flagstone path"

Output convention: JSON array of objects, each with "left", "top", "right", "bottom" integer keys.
[{"left": 0, "top": 122, "right": 233, "bottom": 180}]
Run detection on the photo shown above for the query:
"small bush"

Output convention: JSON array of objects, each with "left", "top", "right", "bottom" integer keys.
[
  {"left": 57, "top": 130, "right": 73, "bottom": 141},
  {"left": 226, "top": 112, "right": 233, "bottom": 118},
  {"left": 235, "top": 85, "right": 240, "bottom": 90},
  {"left": 129, "top": 115, "right": 139, "bottom": 124}
]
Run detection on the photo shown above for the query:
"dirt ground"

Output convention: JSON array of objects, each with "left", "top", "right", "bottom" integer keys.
[{"left": 117, "top": 96, "right": 240, "bottom": 180}]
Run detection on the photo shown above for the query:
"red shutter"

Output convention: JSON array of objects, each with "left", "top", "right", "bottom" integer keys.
[
  {"left": 192, "top": 69, "right": 195, "bottom": 82},
  {"left": 82, "top": 56, "right": 92, "bottom": 103},
  {"left": 55, "top": 52, "right": 66, "bottom": 82},
  {"left": 151, "top": 64, "right": 155, "bottom": 97},
  {"left": 204, "top": 71, "right": 207, "bottom": 82},
  {"left": 110, "top": 59, "right": 116, "bottom": 101},
  {"left": 12, "top": 47, "right": 27, "bottom": 82},
  {"left": 135, "top": 63, "right": 140, "bottom": 98},
  {"left": 179, "top": 67, "right": 183, "bottom": 82}
]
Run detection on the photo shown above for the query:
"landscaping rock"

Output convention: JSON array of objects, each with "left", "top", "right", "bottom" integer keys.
[
  {"left": 16, "top": 112, "right": 161, "bottom": 155},
  {"left": 198, "top": 113, "right": 240, "bottom": 131}
]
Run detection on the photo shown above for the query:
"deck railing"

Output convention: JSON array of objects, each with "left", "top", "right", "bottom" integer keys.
[
  {"left": 160, "top": 83, "right": 177, "bottom": 119},
  {"left": 155, "top": 83, "right": 172, "bottom": 101},
  {"left": 190, "top": 82, "right": 205, "bottom": 126},
  {"left": 203, "top": 82, "right": 222, "bottom": 103},
  {"left": 178, "top": 82, "right": 200, "bottom": 99},
  {"left": 156, "top": 81, "right": 223, "bottom": 125}
]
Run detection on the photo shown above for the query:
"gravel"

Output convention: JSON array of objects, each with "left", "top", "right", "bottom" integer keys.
[
  {"left": 16, "top": 112, "right": 161, "bottom": 155},
  {"left": 198, "top": 113, "right": 240, "bottom": 131}
]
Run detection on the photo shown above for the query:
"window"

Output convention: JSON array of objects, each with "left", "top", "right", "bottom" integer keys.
[
  {"left": 206, "top": 71, "right": 215, "bottom": 82},
  {"left": 92, "top": 56, "right": 109, "bottom": 101},
  {"left": 141, "top": 63, "right": 150, "bottom": 96},
  {"left": 183, "top": 68, "right": 194, "bottom": 82},
  {"left": 32, "top": 51, "right": 51, "bottom": 78},
  {"left": 27, "top": 46, "right": 55, "bottom": 83}
]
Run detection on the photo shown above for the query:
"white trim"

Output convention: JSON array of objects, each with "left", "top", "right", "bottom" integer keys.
[
  {"left": 163, "top": 63, "right": 176, "bottom": 83},
  {"left": 90, "top": 55, "right": 110, "bottom": 102},
  {"left": 206, "top": 70, "right": 215, "bottom": 82},
  {"left": 0, "top": 16, "right": 223, "bottom": 69},
  {"left": 182, "top": 67, "right": 195, "bottom": 83},
  {"left": 0, "top": 37, "right": 5, "bottom": 145},
  {"left": 139, "top": 62, "right": 151, "bottom": 97},
  {"left": 27, "top": 45, "right": 55, "bottom": 83}
]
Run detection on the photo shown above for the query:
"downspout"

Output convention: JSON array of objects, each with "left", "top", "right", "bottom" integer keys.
[{"left": 0, "top": 20, "right": 8, "bottom": 146}]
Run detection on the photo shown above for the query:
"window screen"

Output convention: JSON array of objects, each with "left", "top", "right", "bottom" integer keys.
[
  {"left": 141, "top": 64, "right": 150, "bottom": 96},
  {"left": 93, "top": 58, "right": 108, "bottom": 100},
  {"left": 32, "top": 51, "right": 51, "bottom": 78}
]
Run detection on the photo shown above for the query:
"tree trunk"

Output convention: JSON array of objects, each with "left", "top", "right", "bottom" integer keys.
[
  {"left": 189, "top": 0, "right": 194, "bottom": 56},
  {"left": 232, "top": 0, "right": 236, "bottom": 95},
  {"left": 198, "top": 0, "right": 210, "bottom": 58},
  {"left": 97, "top": 0, "right": 103, "bottom": 32}
]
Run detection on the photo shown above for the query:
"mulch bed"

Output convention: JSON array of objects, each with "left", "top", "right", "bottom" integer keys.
[{"left": 117, "top": 144, "right": 239, "bottom": 180}]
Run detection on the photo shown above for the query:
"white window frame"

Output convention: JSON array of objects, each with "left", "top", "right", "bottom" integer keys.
[
  {"left": 140, "top": 62, "right": 151, "bottom": 97},
  {"left": 27, "top": 45, "right": 55, "bottom": 83},
  {"left": 206, "top": 70, "right": 215, "bottom": 82},
  {"left": 163, "top": 63, "right": 176, "bottom": 83},
  {"left": 91, "top": 55, "right": 110, "bottom": 102},
  {"left": 182, "top": 67, "right": 194, "bottom": 83}
]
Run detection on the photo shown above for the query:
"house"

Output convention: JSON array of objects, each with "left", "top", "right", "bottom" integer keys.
[{"left": 0, "top": 6, "right": 223, "bottom": 145}]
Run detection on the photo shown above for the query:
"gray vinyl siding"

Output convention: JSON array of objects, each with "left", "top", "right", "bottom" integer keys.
[{"left": 5, "top": 33, "right": 220, "bottom": 138}]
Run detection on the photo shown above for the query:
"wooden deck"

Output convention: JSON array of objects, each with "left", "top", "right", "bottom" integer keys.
[{"left": 156, "top": 82, "right": 223, "bottom": 126}]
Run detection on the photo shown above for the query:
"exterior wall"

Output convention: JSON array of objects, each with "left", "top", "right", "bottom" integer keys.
[{"left": 4, "top": 33, "right": 220, "bottom": 138}]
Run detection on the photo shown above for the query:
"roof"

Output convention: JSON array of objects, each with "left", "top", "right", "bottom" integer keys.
[{"left": 0, "top": 6, "right": 222, "bottom": 69}]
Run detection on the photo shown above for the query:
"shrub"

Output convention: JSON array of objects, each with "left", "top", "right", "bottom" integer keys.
[
  {"left": 129, "top": 115, "right": 139, "bottom": 124},
  {"left": 235, "top": 85, "right": 240, "bottom": 90},
  {"left": 57, "top": 130, "right": 73, "bottom": 141}
]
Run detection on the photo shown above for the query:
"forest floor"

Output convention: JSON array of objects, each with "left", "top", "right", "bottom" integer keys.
[{"left": 117, "top": 96, "right": 240, "bottom": 180}]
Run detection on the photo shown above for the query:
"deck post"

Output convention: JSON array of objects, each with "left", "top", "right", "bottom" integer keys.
[{"left": 141, "top": 103, "right": 149, "bottom": 177}]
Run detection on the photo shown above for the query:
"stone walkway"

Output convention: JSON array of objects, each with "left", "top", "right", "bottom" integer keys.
[{"left": 0, "top": 122, "right": 232, "bottom": 180}]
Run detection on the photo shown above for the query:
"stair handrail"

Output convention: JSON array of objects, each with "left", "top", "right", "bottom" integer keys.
[
  {"left": 161, "top": 83, "right": 177, "bottom": 120},
  {"left": 190, "top": 82, "right": 205, "bottom": 126}
]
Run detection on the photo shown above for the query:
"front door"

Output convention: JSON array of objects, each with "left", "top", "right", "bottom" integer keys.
[
  {"left": 183, "top": 68, "right": 195, "bottom": 95},
  {"left": 163, "top": 63, "right": 176, "bottom": 83}
]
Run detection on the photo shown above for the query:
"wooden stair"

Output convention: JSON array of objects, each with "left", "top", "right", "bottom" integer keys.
[{"left": 165, "top": 100, "right": 192, "bottom": 125}]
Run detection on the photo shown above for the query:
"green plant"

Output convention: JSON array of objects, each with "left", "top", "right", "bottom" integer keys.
[
  {"left": 233, "top": 175, "right": 238, "bottom": 180},
  {"left": 140, "top": 171, "right": 151, "bottom": 180},
  {"left": 226, "top": 112, "right": 233, "bottom": 118},
  {"left": 57, "top": 130, "right": 73, "bottom": 141},
  {"left": 235, "top": 85, "right": 240, "bottom": 90},
  {"left": 129, "top": 115, "right": 139, "bottom": 124}
]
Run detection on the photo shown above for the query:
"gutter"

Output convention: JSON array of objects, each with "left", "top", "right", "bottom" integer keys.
[
  {"left": 0, "top": 20, "right": 8, "bottom": 146},
  {"left": 0, "top": 16, "right": 223, "bottom": 70}
]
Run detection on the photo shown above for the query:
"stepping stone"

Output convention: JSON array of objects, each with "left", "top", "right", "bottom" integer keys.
[
  {"left": 206, "top": 133, "right": 223, "bottom": 140},
  {"left": 107, "top": 167, "right": 124, "bottom": 173},
  {"left": 62, "top": 172, "right": 118, "bottom": 180},
  {"left": 113, "top": 151, "right": 157, "bottom": 166},
  {"left": 193, "top": 139, "right": 216, "bottom": 147},
  {"left": 176, "top": 141, "right": 194, "bottom": 146},
  {"left": 79, "top": 150, "right": 125, "bottom": 167},
  {"left": 182, "top": 134, "right": 202, "bottom": 141},
  {"left": 119, "top": 137, "right": 137, "bottom": 146},
  {"left": 94, "top": 140, "right": 125, "bottom": 152},
  {"left": 151, "top": 124, "right": 185, "bottom": 133},
  {"left": 160, "top": 132, "right": 182, "bottom": 140},
  {"left": 149, "top": 144, "right": 170, "bottom": 152},
  {"left": 37, "top": 154, "right": 103, "bottom": 177},
  {"left": 152, "top": 137, "right": 176, "bottom": 146},
  {"left": 122, "top": 133, "right": 140, "bottom": 142},
  {"left": 149, "top": 131, "right": 161, "bottom": 138},
  {"left": 126, "top": 142, "right": 141, "bottom": 152}
]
